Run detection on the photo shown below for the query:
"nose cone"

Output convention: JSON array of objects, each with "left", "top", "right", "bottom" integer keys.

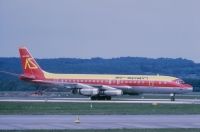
[{"left": 183, "top": 84, "right": 193, "bottom": 92}]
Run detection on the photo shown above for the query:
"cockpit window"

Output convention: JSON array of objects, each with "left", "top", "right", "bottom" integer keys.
[{"left": 176, "top": 79, "right": 185, "bottom": 84}]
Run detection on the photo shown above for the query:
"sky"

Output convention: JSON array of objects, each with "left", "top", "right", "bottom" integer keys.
[{"left": 0, "top": 0, "right": 200, "bottom": 62}]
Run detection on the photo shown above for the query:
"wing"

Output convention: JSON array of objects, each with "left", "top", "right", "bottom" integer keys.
[{"left": 30, "top": 80, "right": 123, "bottom": 97}]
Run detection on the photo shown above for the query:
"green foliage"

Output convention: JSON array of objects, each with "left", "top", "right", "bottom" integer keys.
[{"left": 1, "top": 102, "right": 200, "bottom": 115}]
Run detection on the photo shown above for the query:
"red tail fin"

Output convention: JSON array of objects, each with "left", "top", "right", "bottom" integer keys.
[{"left": 19, "top": 47, "right": 45, "bottom": 80}]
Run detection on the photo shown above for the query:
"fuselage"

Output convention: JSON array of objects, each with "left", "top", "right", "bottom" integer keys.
[{"left": 21, "top": 71, "right": 193, "bottom": 95}]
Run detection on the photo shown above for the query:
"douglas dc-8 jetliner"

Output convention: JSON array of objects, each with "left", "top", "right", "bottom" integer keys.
[{"left": 19, "top": 47, "right": 193, "bottom": 101}]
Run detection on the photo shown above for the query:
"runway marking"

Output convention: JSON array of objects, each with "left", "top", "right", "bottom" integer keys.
[
  {"left": 0, "top": 98, "right": 199, "bottom": 104},
  {"left": 1, "top": 115, "right": 200, "bottom": 130}
]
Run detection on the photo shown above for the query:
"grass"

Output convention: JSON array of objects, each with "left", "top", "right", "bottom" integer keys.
[
  {"left": 1, "top": 129, "right": 200, "bottom": 132},
  {"left": 0, "top": 102, "right": 200, "bottom": 115}
]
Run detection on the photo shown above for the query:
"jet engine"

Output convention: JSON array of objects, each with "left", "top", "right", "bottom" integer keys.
[
  {"left": 79, "top": 88, "right": 99, "bottom": 96},
  {"left": 103, "top": 89, "right": 123, "bottom": 96}
]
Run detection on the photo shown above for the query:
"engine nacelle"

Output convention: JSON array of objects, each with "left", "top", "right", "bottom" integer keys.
[
  {"left": 103, "top": 89, "right": 123, "bottom": 96},
  {"left": 79, "top": 88, "right": 99, "bottom": 96}
]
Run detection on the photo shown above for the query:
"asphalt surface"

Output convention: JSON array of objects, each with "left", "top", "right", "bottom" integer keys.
[
  {"left": 0, "top": 97, "right": 200, "bottom": 104},
  {"left": 1, "top": 115, "right": 200, "bottom": 130}
]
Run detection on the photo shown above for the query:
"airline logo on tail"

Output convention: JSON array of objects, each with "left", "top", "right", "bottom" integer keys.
[
  {"left": 24, "top": 58, "right": 38, "bottom": 70},
  {"left": 19, "top": 47, "right": 45, "bottom": 79}
]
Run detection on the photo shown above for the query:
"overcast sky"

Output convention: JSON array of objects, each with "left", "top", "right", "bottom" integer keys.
[{"left": 0, "top": 0, "right": 200, "bottom": 62}]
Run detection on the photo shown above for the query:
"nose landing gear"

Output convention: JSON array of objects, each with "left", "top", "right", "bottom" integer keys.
[{"left": 170, "top": 93, "right": 175, "bottom": 101}]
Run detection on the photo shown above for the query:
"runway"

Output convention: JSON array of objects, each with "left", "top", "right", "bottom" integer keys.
[
  {"left": 1, "top": 115, "right": 200, "bottom": 130},
  {"left": 0, "top": 97, "right": 200, "bottom": 104}
]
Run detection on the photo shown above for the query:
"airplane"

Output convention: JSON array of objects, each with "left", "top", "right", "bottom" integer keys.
[{"left": 19, "top": 47, "right": 193, "bottom": 101}]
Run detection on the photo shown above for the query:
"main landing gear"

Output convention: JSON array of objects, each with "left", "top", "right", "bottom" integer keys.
[
  {"left": 170, "top": 93, "right": 175, "bottom": 101},
  {"left": 91, "top": 96, "right": 112, "bottom": 100}
]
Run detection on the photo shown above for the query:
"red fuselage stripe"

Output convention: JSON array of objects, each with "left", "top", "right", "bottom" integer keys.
[{"left": 45, "top": 78, "right": 184, "bottom": 88}]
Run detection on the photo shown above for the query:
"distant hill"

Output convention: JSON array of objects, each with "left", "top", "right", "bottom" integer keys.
[
  {"left": 1, "top": 57, "right": 200, "bottom": 91},
  {"left": 1, "top": 57, "right": 200, "bottom": 77}
]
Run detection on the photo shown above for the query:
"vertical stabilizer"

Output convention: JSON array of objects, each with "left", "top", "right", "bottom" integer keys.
[{"left": 19, "top": 47, "right": 45, "bottom": 79}]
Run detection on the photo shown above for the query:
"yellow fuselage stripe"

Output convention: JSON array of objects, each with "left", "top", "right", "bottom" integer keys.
[{"left": 43, "top": 71, "right": 177, "bottom": 82}]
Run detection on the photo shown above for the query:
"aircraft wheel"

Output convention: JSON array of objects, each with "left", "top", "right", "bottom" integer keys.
[
  {"left": 90, "top": 96, "right": 97, "bottom": 100},
  {"left": 106, "top": 96, "right": 112, "bottom": 100},
  {"left": 91, "top": 96, "right": 112, "bottom": 100}
]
